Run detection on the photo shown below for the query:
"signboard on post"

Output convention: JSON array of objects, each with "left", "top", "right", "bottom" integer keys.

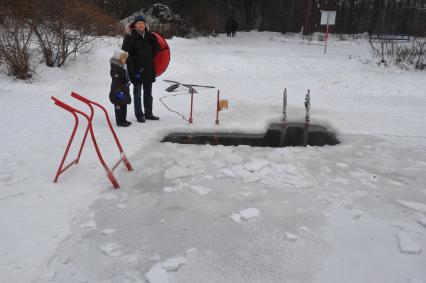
[
  {"left": 320, "top": 10, "right": 336, "bottom": 54},
  {"left": 320, "top": 10, "right": 336, "bottom": 25}
]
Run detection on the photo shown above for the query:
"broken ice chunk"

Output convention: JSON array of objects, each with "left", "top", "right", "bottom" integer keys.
[
  {"left": 398, "top": 231, "right": 421, "bottom": 254},
  {"left": 99, "top": 243, "right": 122, "bottom": 257},
  {"left": 101, "top": 228, "right": 116, "bottom": 235},
  {"left": 396, "top": 200, "right": 426, "bottom": 213},
  {"left": 239, "top": 208, "right": 260, "bottom": 221},
  {"left": 145, "top": 263, "right": 169, "bottom": 283},
  {"left": 80, "top": 220, "right": 96, "bottom": 229},
  {"left": 230, "top": 213, "right": 241, "bottom": 223},
  {"left": 285, "top": 232, "right": 299, "bottom": 241},
  {"left": 161, "top": 256, "right": 187, "bottom": 272}
]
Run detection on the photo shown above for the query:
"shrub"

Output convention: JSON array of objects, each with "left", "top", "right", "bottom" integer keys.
[
  {"left": 0, "top": 1, "right": 36, "bottom": 79},
  {"left": 33, "top": 0, "right": 119, "bottom": 67},
  {"left": 369, "top": 36, "right": 426, "bottom": 70}
]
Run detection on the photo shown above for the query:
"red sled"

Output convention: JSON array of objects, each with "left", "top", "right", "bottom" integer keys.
[{"left": 152, "top": 32, "right": 170, "bottom": 77}]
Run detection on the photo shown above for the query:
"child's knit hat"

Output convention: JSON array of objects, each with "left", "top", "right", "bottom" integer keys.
[{"left": 113, "top": 49, "right": 129, "bottom": 60}]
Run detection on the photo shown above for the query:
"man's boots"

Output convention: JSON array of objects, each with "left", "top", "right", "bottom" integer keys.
[{"left": 145, "top": 109, "right": 159, "bottom": 120}]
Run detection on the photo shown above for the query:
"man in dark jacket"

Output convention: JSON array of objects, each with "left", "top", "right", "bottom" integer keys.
[
  {"left": 122, "top": 15, "right": 160, "bottom": 123},
  {"left": 231, "top": 19, "right": 238, "bottom": 37}
]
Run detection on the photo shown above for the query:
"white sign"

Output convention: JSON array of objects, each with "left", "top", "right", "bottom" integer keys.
[{"left": 320, "top": 11, "right": 336, "bottom": 25}]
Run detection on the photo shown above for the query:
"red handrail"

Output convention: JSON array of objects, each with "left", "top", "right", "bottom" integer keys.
[{"left": 51, "top": 93, "right": 133, "bottom": 189}]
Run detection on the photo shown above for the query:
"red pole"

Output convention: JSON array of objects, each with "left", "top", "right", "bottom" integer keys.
[
  {"left": 75, "top": 102, "right": 93, "bottom": 163},
  {"left": 215, "top": 90, "right": 220, "bottom": 125},
  {"left": 53, "top": 107, "right": 79, "bottom": 183},
  {"left": 189, "top": 88, "right": 194, "bottom": 124}
]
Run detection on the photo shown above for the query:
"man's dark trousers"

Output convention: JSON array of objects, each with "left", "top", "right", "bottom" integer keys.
[{"left": 133, "top": 82, "right": 153, "bottom": 118}]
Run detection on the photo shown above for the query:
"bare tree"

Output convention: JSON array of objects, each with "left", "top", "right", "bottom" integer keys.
[
  {"left": 303, "top": 0, "right": 314, "bottom": 34},
  {"left": 33, "top": 0, "right": 118, "bottom": 67},
  {"left": 241, "top": 0, "right": 261, "bottom": 30}
]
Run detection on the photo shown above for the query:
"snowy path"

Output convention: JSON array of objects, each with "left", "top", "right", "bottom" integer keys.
[{"left": 1, "top": 32, "right": 425, "bottom": 282}]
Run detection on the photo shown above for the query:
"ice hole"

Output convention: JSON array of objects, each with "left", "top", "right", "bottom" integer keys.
[{"left": 162, "top": 122, "right": 339, "bottom": 147}]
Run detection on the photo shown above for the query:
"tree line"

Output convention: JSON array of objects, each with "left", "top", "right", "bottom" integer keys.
[
  {"left": 91, "top": 0, "right": 426, "bottom": 36},
  {"left": 1, "top": 0, "right": 425, "bottom": 79}
]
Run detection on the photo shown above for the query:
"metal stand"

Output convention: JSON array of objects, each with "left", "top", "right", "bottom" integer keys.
[
  {"left": 302, "top": 89, "right": 311, "bottom": 147},
  {"left": 52, "top": 92, "right": 133, "bottom": 189},
  {"left": 215, "top": 90, "right": 220, "bottom": 125},
  {"left": 305, "top": 89, "right": 310, "bottom": 126},
  {"left": 282, "top": 88, "right": 287, "bottom": 123},
  {"left": 189, "top": 87, "right": 195, "bottom": 124}
]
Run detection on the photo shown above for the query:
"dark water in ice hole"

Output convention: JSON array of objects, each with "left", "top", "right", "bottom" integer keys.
[{"left": 162, "top": 122, "right": 339, "bottom": 148}]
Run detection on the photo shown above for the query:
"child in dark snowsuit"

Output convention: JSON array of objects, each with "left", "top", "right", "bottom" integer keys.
[{"left": 109, "top": 49, "right": 132, "bottom": 127}]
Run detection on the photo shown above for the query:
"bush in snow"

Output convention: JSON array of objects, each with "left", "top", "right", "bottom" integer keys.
[
  {"left": 0, "top": 3, "right": 36, "bottom": 80},
  {"left": 369, "top": 37, "right": 426, "bottom": 70},
  {"left": 33, "top": 0, "right": 119, "bottom": 67},
  {"left": 399, "top": 38, "right": 425, "bottom": 70},
  {"left": 0, "top": 0, "right": 120, "bottom": 78}
]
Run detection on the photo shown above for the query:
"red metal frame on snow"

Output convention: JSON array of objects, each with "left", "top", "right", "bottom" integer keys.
[{"left": 52, "top": 92, "right": 133, "bottom": 189}]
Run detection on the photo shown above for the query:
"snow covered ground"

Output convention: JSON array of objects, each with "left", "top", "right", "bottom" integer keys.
[{"left": 0, "top": 32, "right": 425, "bottom": 283}]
